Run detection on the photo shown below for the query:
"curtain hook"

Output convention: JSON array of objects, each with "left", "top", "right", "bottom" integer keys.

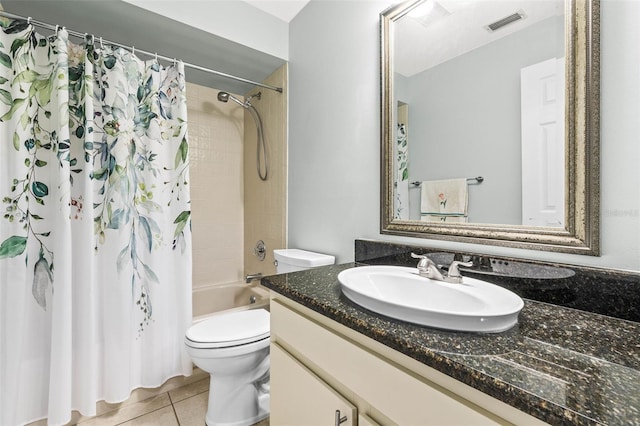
[
  {"left": 132, "top": 46, "right": 135, "bottom": 56},
  {"left": 99, "top": 36, "right": 104, "bottom": 48},
  {"left": 55, "top": 24, "right": 59, "bottom": 35},
  {"left": 155, "top": 52, "right": 158, "bottom": 62},
  {"left": 27, "top": 16, "right": 32, "bottom": 25},
  {"left": 91, "top": 35, "right": 95, "bottom": 45}
]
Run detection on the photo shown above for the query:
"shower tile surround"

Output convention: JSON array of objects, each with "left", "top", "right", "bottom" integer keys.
[
  {"left": 261, "top": 239, "right": 640, "bottom": 425},
  {"left": 244, "top": 65, "right": 288, "bottom": 278},
  {"left": 187, "top": 82, "right": 245, "bottom": 289},
  {"left": 189, "top": 64, "right": 288, "bottom": 289}
]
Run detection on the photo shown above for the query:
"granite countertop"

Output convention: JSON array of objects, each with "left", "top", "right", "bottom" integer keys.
[{"left": 261, "top": 263, "right": 640, "bottom": 426}]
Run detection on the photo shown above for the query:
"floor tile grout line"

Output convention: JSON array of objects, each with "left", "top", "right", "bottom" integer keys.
[
  {"left": 113, "top": 405, "right": 174, "bottom": 426},
  {"left": 170, "top": 400, "right": 181, "bottom": 426},
  {"left": 106, "top": 391, "right": 173, "bottom": 426},
  {"left": 168, "top": 378, "right": 210, "bottom": 405}
]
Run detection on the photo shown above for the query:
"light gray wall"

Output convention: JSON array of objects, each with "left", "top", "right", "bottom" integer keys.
[
  {"left": 288, "top": 0, "right": 640, "bottom": 272},
  {"left": 288, "top": 1, "right": 389, "bottom": 260},
  {"left": 406, "top": 16, "right": 564, "bottom": 224}
]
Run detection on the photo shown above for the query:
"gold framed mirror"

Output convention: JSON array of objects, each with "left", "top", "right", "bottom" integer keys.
[{"left": 380, "top": 0, "right": 600, "bottom": 255}]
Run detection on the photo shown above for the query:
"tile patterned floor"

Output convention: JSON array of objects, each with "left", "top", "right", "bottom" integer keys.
[{"left": 28, "top": 368, "right": 270, "bottom": 426}]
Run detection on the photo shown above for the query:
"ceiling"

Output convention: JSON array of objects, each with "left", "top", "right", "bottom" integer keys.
[{"left": 395, "top": 0, "right": 564, "bottom": 77}]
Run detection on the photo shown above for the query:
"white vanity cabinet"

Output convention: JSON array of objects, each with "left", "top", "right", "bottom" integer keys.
[
  {"left": 270, "top": 295, "right": 548, "bottom": 426},
  {"left": 271, "top": 343, "right": 358, "bottom": 425}
]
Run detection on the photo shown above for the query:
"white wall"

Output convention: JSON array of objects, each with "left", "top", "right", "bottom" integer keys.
[{"left": 288, "top": 0, "right": 640, "bottom": 272}]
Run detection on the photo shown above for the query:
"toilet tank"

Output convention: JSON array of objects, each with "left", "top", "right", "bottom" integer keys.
[{"left": 273, "top": 249, "right": 335, "bottom": 274}]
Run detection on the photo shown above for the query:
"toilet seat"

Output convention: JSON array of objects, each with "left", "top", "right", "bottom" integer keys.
[{"left": 185, "top": 309, "right": 270, "bottom": 349}]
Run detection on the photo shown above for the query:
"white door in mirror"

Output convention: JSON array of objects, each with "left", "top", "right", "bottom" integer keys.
[{"left": 521, "top": 57, "right": 566, "bottom": 227}]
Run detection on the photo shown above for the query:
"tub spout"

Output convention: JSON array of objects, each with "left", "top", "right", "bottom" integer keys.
[{"left": 245, "top": 273, "right": 263, "bottom": 284}]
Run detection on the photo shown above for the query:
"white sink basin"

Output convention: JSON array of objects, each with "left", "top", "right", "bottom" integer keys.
[{"left": 338, "top": 266, "right": 524, "bottom": 333}]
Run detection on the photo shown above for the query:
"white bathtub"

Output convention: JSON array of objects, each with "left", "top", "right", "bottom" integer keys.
[{"left": 192, "top": 282, "right": 270, "bottom": 323}]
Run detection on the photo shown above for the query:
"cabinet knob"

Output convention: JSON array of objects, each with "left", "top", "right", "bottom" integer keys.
[{"left": 335, "top": 409, "right": 347, "bottom": 425}]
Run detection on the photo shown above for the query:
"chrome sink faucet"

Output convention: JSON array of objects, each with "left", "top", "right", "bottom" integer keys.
[
  {"left": 411, "top": 253, "right": 445, "bottom": 281},
  {"left": 410, "top": 253, "right": 473, "bottom": 284}
]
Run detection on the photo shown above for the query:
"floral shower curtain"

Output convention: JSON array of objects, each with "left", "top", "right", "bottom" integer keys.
[
  {"left": 0, "top": 20, "right": 192, "bottom": 425},
  {"left": 395, "top": 122, "right": 409, "bottom": 219}
]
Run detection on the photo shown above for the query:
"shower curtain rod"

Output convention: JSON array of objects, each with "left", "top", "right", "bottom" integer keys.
[{"left": 0, "top": 11, "right": 284, "bottom": 93}]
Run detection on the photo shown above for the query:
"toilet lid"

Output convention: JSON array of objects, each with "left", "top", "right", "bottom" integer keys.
[{"left": 185, "top": 309, "right": 270, "bottom": 349}]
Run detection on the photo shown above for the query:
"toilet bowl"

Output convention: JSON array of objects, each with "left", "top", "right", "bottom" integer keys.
[
  {"left": 186, "top": 249, "right": 334, "bottom": 425},
  {"left": 185, "top": 309, "right": 270, "bottom": 426}
]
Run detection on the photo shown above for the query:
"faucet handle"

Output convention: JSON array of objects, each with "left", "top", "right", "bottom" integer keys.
[
  {"left": 410, "top": 252, "right": 434, "bottom": 268},
  {"left": 448, "top": 261, "right": 473, "bottom": 278}
]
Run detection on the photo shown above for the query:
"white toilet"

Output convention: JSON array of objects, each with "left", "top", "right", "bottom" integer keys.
[
  {"left": 185, "top": 249, "right": 334, "bottom": 426},
  {"left": 185, "top": 309, "right": 270, "bottom": 426},
  {"left": 273, "top": 248, "right": 335, "bottom": 273}
]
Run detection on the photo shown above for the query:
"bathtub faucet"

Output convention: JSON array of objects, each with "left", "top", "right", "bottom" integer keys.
[{"left": 245, "top": 273, "right": 263, "bottom": 284}]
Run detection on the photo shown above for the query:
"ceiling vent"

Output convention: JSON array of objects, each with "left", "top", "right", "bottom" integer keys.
[{"left": 487, "top": 11, "right": 525, "bottom": 32}]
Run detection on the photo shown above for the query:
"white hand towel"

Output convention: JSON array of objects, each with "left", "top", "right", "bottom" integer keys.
[{"left": 420, "top": 178, "right": 468, "bottom": 222}]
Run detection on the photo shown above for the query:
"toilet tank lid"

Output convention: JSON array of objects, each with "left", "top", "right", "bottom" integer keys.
[{"left": 274, "top": 249, "right": 335, "bottom": 267}]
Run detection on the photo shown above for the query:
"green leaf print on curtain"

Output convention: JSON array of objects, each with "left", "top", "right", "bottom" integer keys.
[
  {"left": 0, "top": 24, "right": 188, "bottom": 322},
  {"left": 85, "top": 43, "right": 190, "bottom": 332},
  {"left": 0, "top": 19, "right": 193, "bottom": 426},
  {"left": 0, "top": 21, "right": 66, "bottom": 309},
  {"left": 395, "top": 122, "right": 410, "bottom": 219}
]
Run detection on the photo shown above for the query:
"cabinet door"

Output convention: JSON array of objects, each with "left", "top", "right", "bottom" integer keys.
[{"left": 271, "top": 343, "right": 357, "bottom": 426}]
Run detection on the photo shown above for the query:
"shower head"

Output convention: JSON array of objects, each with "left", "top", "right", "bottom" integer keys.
[
  {"left": 217, "top": 91, "right": 246, "bottom": 108},
  {"left": 217, "top": 91, "right": 268, "bottom": 180}
]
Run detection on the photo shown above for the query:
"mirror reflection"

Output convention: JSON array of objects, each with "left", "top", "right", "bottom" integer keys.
[
  {"left": 381, "top": 0, "right": 600, "bottom": 255},
  {"left": 392, "top": 0, "right": 565, "bottom": 227}
]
